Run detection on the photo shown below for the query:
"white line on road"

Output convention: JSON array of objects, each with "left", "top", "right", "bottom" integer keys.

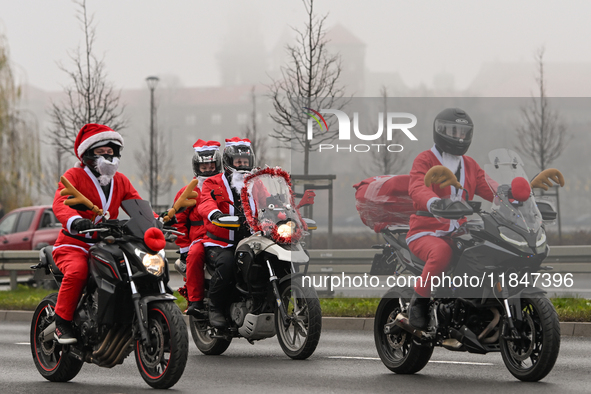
[
  {"left": 328, "top": 356, "right": 494, "bottom": 366},
  {"left": 15, "top": 342, "right": 30, "bottom": 345}
]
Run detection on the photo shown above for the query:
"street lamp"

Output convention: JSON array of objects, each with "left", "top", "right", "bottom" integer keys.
[{"left": 146, "top": 76, "right": 159, "bottom": 206}]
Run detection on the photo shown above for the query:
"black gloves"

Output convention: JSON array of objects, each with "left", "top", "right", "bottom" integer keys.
[
  {"left": 71, "top": 218, "right": 93, "bottom": 232},
  {"left": 210, "top": 211, "right": 227, "bottom": 222}
]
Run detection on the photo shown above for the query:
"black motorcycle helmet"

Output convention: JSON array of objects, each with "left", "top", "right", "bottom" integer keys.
[
  {"left": 192, "top": 149, "right": 222, "bottom": 177},
  {"left": 81, "top": 139, "right": 122, "bottom": 171},
  {"left": 223, "top": 143, "right": 255, "bottom": 175},
  {"left": 433, "top": 108, "right": 473, "bottom": 156}
]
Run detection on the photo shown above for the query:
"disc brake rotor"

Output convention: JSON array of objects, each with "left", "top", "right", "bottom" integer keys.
[
  {"left": 140, "top": 320, "right": 165, "bottom": 368},
  {"left": 385, "top": 310, "right": 407, "bottom": 349},
  {"left": 508, "top": 313, "right": 535, "bottom": 362}
]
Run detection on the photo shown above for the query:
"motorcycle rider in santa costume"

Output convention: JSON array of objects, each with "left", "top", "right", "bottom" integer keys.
[
  {"left": 172, "top": 139, "right": 222, "bottom": 318},
  {"left": 198, "top": 137, "right": 255, "bottom": 328},
  {"left": 51, "top": 123, "right": 142, "bottom": 344},
  {"left": 407, "top": 108, "right": 496, "bottom": 330}
]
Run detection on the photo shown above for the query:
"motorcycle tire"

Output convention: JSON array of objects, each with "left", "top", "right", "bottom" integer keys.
[
  {"left": 30, "top": 293, "right": 84, "bottom": 382},
  {"left": 500, "top": 295, "right": 560, "bottom": 382},
  {"left": 275, "top": 281, "right": 322, "bottom": 360},
  {"left": 134, "top": 301, "right": 188, "bottom": 389},
  {"left": 374, "top": 289, "right": 433, "bottom": 374},
  {"left": 189, "top": 316, "right": 232, "bottom": 355}
]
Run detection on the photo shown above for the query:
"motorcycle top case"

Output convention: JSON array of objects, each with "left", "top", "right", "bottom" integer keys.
[{"left": 353, "top": 175, "right": 415, "bottom": 233}]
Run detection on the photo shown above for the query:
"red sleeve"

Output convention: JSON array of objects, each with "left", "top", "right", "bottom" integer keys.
[
  {"left": 53, "top": 168, "right": 87, "bottom": 230},
  {"left": 198, "top": 177, "right": 222, "bottom": 220},
  {"left": 172, "top": 186, "right": 191, "bottom": 250},
  {"left": 118, "top": 173, "right": 142, "bottom": 201},
  {"left": 408, "top": 151, "right": 441, "bottom": 211}
]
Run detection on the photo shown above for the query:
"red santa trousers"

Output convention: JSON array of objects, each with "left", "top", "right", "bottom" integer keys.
[
  {"left": 408, "top": 236, "right": 453, "bottom": 298},
  {"left": 186, "top": 241, "right": 205, "bottom": 302},
  {"left": 53, "top": 246, "right": 89, "bottom": 321}
]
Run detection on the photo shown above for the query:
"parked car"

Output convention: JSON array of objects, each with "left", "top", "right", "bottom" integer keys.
[{"left": 0, "top": 205, "right": 62, "bottom": 250}]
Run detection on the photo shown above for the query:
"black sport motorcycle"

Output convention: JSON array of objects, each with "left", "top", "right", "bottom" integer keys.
[
  {"left": 187, "top": 168, "right": 322, "bottom": 360},
  {"left": 30, "top": 198, "right": 188, "bottom": 389},
  {"left": 373, "top": 149, "right": 562, "bottom": 382}
]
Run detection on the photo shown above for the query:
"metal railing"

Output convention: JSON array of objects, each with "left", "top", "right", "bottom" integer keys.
[{"left": 1, "top": 246, "right": 590, "bottom": 290}]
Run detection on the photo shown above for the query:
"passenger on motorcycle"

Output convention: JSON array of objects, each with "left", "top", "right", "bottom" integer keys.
[
  {"left": 52, "top": 124, "right": 142, "bottom": 344},
  {"left": 407, "top": 108, "right": 495, "bottom": 330},
  {"left": 199, "top": 137, "right": 255, "bottom": 328},
  {"left": 172, "top": 139, "right": 222, "bottom": 318}
]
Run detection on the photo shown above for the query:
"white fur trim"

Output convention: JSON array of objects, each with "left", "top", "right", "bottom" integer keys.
[
  {"left": 225, "top": 140, "right": 250, "bottom": 147},
  {"left": 179, "top": 246, "right": 190, "bottom": 253},
  {"left": 194, "top": 145, "right": 220, "bottom": 152},
  {"left": 77, "top": 131, "right": 124, "bottom": 158},
  {"left": 67, "top": 215, "right": 83, "bottom": 233}
]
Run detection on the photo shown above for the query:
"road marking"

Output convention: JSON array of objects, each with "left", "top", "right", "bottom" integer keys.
[
  {"left": 15, "top": 342, "right": 30, "bottom": 345},
  {"left": 328, "top": 356, "right": 494, "bottom": 366}
]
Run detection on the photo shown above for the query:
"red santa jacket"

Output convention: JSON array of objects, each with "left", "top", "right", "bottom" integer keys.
[
  {"left": 172, "top": 180, "right": 206, "bottom": 253},
  {"left": 52, "top": 166, "right": 142, "bottom": 252},
  {"left": 198, "top": 173, "right": 239, "bottom": 248},
  {"left": 406, "top": 146, "right": 495, "bottom": 244}
]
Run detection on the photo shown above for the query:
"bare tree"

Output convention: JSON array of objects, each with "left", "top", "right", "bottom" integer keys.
[
  {"left": 516, "top": 47, "right": 570, "bottom": 171},
  {"left": 0, "top": 32, "right": 41, "bottom": 210},
  {"left": 48, "top": 0, "right": 126, "bottom": 159},
  {"left": 244, "top": 86, "right": 269, "bottom": 167},
  {"left": 269, "top": 0, "right": 347, "bottom": 175},
  {"left": 363, "top": 86, "right": 407, "bottom": 176}
]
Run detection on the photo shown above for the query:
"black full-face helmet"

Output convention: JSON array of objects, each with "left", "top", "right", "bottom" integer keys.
[
  {"left": 192, "top": 149, "right": 222, "bottom": 177},
  {"left": 433, "top": 108, "right": 473, "bottom": 156},
  {"left": 223, "top": 141, "right": 255, "bottom": 175}
]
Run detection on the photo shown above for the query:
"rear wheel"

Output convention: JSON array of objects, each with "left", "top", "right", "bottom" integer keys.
[
  {"left": 275, "top": 281, "right": 322, "bottom": 360},
  {"left": 500, "top": 296, "right": 560, "bottom": 381},
  {"left": 30, "top": 293, "right": 83, "bottom": 382},
  {"left": 374, "top": 289, "right": 433, "bottom": 374},
  {"left": 135, "top": 302, "right": 188, "bottom": 389},
  {"left": 189, "top": 316, "right": 232, "bottom": 355}
]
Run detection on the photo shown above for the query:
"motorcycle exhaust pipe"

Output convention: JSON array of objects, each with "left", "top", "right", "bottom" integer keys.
[
  {"left": 103, "top": 336, "right": 134, "bottom": 368},
  {"left": 92, "top": 328, "right": 127, "bottom": 364},
  {"left": 92, "top": 328, "right": 117, "bottom": 358},
  {"left": 387, "top": 313, "right": 426, "bottom": 339},
  {"left": 41, "top": 322, "right": 56, "bottom": 343}
]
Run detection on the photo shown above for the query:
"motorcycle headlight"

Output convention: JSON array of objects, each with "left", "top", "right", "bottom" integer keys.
[
  {"left": 135, "top": 248, "right": 165, "bottom": 277},
  {"left": 535, "top": 228, "right": 547, "bottom": 254},
  {"left": 498, "top": 226, "right": 531, "bottom": 253},
  {"left": 277, "top": 222, "right": 295, "bottom": 238}
]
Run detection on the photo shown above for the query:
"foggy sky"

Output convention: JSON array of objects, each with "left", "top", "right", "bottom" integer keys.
[{"left": 2, "top": 0, "right": 591, "bottom": 93}]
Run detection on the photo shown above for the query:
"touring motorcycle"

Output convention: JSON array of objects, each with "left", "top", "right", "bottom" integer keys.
[
  {"left": 30, "top": 177, "right": 192, "bottom": 389},
  {"left": 372, "top": 149, "right": 563, "bottom": 381},
  {"left": 186, "top": 167, "right": 322, "bottom": 360}
]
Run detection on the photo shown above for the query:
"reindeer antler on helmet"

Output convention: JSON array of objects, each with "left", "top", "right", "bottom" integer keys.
[
  {"left": 424, "top": 165, "right": 463, "bottom": 190},
  {"left": 60, "top": 176, "right": 104, "bottom": 217},
  {"left": 530, "top": 168, "right": 565, "bottom": 191},
  {"left": 161, "top": 178, "right": 199, "bottom": 222}
]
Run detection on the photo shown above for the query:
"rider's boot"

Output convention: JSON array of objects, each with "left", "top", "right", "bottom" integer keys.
[
  {"left": 408, "top": 292, "right": 430, "bottom": 330},
  {"left": 54, "top": 313, "right": 78, "bottom": 344},
  {"left": 208, "top": 271, "right": 228, "bottom": 329},
  {"left": 186, "top": 300, "right": 206, "bottom": 319}
]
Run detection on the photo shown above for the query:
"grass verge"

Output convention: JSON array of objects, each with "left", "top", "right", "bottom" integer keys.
[{"left": 2, "top": 286, "right": 590, "bottom": 322}]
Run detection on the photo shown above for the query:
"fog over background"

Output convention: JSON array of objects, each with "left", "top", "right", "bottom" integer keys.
[{"left": 1, "top": 0, "right": 590, "bottom": 234}]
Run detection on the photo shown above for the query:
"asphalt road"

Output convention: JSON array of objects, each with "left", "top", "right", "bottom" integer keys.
[{"left": 2, "top": 321, "right": 590, "bottom": 394}]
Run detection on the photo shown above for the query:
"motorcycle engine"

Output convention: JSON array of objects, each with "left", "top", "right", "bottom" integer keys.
[
  {"left": 230, "top": 302, "right": 248, "bottom": 327},
  {"left": 80, "top": 290, "right": 100, "bottom": 344}
]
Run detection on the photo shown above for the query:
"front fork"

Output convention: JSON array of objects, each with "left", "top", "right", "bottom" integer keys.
[
  {"left": 266, "top": 259, "right": 290, "bottom": 326},
  {"left": 123, "top": 253, "right": 151, "bottom": 345}
]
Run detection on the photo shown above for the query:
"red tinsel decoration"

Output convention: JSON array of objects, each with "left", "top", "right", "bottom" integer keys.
[{"left": 240, "top": 167, "right": 307, "bottom": 244}]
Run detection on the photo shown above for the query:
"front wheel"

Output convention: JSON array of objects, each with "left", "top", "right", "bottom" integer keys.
[
  {"left": 275, "top": 281, "right": 322, "bottom": 360},
  {"left": 135, "top": 302, "right": 188, "bottom": 389},
  {"left": 30, "top": 293, "right": 83, "bottom": 382},
  {"left": 374, "top": 289, "right": 433, "bottom": 374},
  {"left": 500, "top": 296, "right": 560, "bottom": 381},
  {"left": 189, "top": 316, "right": 232, "bottom": 355}
]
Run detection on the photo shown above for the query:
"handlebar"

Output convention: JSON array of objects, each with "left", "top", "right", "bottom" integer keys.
[{"left": 430, "top": 199, "right": 475, "bottom": 220}]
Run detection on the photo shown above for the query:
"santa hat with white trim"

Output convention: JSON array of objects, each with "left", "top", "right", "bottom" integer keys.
[
  {"left": 224, "top": 137, "right": 251, "bottom": 147},
  {"left": 193, "top": 139, "right": 221, "bottom": 152},
  {"left": 74, "top": 123, "right": 124, "bottom": 164}
]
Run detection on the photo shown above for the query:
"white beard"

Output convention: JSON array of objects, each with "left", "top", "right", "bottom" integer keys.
[
  {"left": 197, "top": 176, "right": 207, "bottom": 190},
  {"left": 441, "top": 152, "right": 461, "bottom": 174},
  {"left": 95, "top": 156, "right": 119, "bottom": 186},
  {"left": 230, "top": 171, "right": 246, "bottom": 193}
]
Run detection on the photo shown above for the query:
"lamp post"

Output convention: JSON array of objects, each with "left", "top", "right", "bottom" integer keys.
[{"left": 146, "top": 76, "right": 159, "bottom": 206}]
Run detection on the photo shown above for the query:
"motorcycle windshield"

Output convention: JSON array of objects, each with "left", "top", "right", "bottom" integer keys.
[
  {"left": 242, "top": 172, "right": 304, "bottom": 243},
  {"left": 484, "top": 149, "right": 542, "bottom": 233},
  {"left": 121, "top": 199, "right": 161, "bottom": 237}
]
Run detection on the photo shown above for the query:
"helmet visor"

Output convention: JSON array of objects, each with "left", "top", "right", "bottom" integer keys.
[{"left": 435, "top": 120, "right": 473, "bottom": 141}]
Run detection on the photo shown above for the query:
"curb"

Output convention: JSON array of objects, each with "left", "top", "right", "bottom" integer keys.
[{"left": 3, "top": 311, "right": 591, "bottom": 337}]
